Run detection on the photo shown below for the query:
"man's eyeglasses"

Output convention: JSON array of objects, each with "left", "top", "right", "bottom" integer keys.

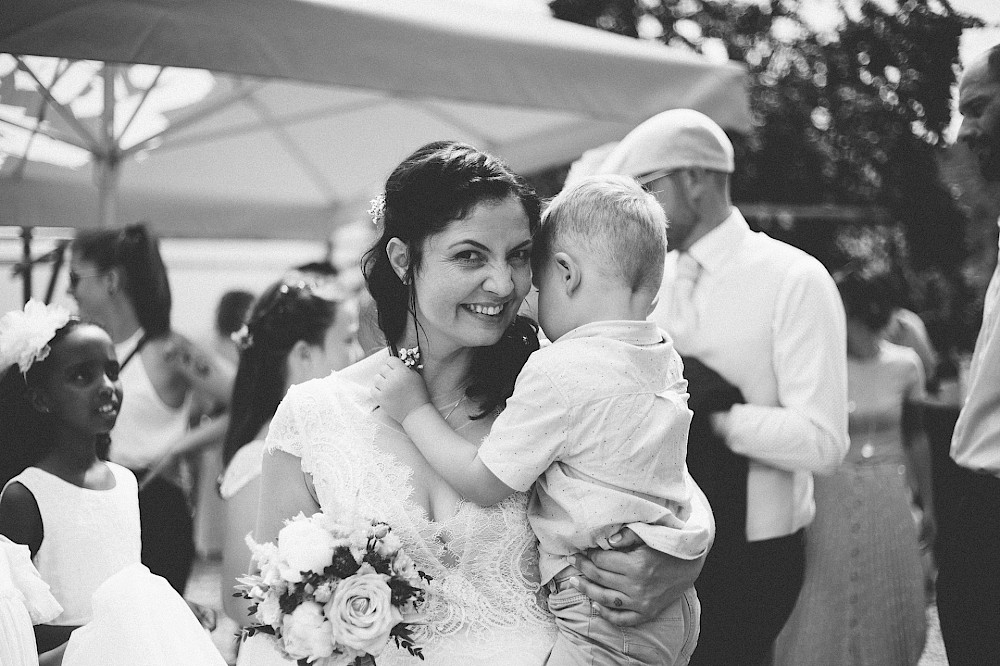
[
  {"left": 68, "top": 270, "right": 105, "bottom": 289},
  {"left": 636, "top": 168, "right": 678, "bottom": 191}
]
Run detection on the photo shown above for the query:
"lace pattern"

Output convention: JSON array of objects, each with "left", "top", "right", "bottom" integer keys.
[{"left": 266, "top": 375, "right": 556, "bottom": 664}]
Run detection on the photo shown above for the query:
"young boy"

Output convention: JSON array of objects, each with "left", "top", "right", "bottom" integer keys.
[{"left": 374, "top": 174, "right": 710, "bottom": 665}]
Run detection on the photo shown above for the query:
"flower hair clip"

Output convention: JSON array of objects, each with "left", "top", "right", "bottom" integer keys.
[
  {"left": 367, "top": 193, "right": 386, "bottom": 227},
  {"left": 0, "top": 299, "right": 72, "bottom": 375},
  {"left": 397, "top": 345, "right": 422, "bottom": 371},
  {"left": 231, "top": 324, "right": 253, "bottom": 352}
]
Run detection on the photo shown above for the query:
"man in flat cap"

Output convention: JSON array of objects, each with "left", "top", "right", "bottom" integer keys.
[
  {"left": 935, "top": 42, "right": 1000, "bottom": 666},
  {"left": 598, "top": 109, "right": 849, "bottom": 665}
]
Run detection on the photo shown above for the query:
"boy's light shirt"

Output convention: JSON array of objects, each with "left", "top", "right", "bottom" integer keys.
[{"left": 478, "top": 320, "right": 712, "bottom": 584}]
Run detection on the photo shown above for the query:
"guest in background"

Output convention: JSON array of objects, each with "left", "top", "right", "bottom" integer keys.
[
  {"left": 211, "top": 291, "right": 256, "bottom": 368},
  {"left": 598, "top": 109, "right": 849, "bottom": 665},
  {"left": 68, "top": 223, "right": 235, "bottom": 595},
  {"left": 218, "top": 277, "right": 360, "bottom": 628},
  {"left": 882, "top": 272, "right": 938, "bottom": 388},
  {"left": 775, "top": 269, "right": 933, "bottom": 666},
  {"left": 936, "top": 42, "right": 1000, "bottom": 665},
  {"left": 191, "top": 290, "right": 256, "bottom": 559}
]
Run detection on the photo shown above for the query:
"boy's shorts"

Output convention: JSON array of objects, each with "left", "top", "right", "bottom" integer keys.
[{"left": 544, "top": 582, "right": 700, "bottom": 665}]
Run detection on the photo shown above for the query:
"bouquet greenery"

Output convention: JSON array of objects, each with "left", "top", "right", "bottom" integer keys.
[{"left": 238, "top": 511, "right": 430, "bottom": 665}]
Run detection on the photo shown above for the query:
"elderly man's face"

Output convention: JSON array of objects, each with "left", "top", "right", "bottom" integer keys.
[{"left": 958, "top": 51, "right": 1000, "bottom": 182}]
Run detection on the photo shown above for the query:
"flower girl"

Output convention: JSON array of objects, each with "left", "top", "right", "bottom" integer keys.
[{"left": 0, "top": 300, "right": 225, "bottom": 666}]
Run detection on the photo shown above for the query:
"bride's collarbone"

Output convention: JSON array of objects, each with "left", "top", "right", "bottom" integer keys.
[{"left": 369, "top": 412, "right": 463, "bottom": 523}]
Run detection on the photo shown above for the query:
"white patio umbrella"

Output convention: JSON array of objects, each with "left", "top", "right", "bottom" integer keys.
[{"left": 0, "top": 0, "right": 750, "bottom": 240}]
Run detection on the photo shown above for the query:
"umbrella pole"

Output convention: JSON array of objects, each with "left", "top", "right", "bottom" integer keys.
[
  {"left": 96, "top": 63, "right": 120, "bottom": 227},
  {"left": 96, "top": 156, "right": 121, "bottom": 227},
  {"left": 19, "top": 226, "right": 33, "bottom": 305}
]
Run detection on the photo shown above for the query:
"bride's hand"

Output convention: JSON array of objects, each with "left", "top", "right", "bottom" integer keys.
[
  {"left": 569, "top": 527, "right": 705, "bottom": 627},
  {"left": 372, "top": 356, "right": 431, "bottom": 424}
]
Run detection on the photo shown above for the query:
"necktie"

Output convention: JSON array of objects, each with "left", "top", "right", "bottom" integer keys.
[{"left": 668, "top": 252, "right": 701, "bottom": 348}]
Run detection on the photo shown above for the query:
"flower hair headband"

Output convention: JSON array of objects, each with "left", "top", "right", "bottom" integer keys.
[{"left": 0, "top": 299, "right": 72, "bottom": 375}]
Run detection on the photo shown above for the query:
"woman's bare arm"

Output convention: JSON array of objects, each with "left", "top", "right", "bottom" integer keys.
[
  {"left": 162, "top": 332, "right": 236, "bottom": 407},
  {"left": 254, "top": 448, "right": 319, "bottom": 545},
  {"left": 223, "top": 476, "right": 262, "bottom": 625}
]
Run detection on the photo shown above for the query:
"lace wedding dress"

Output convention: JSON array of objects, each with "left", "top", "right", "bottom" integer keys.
[{"left": 237, "top": 371, "right": 557, "bottom": 666}]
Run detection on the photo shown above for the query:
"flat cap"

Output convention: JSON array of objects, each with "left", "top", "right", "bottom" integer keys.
[{"left": 598, "top": 108, "right": 735, "bottom": 177}]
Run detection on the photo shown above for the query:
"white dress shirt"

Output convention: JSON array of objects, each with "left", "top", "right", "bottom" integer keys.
[
  {"left": 951, "top": 216, "right": 1000, "bottom": 476},
  {"left": 650, "top": 208, "right": 849, "bottom": 542}
]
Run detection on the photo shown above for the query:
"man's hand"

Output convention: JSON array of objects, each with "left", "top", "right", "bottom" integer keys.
[
  {"left": 372, "top": 356, "right": 431, "bottom": 424},
  {"left": 570, "top": 527, "right": 705, "bottom": 627}
]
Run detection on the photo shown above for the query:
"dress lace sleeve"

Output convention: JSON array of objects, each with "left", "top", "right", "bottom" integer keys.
[{"left": 264, "top": 383, "right": 311, "bottom": 458}]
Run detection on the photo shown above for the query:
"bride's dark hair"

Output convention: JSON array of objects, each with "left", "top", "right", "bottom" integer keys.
[{"left": 362, "top": 140, "right": 540, "bottom": 417}]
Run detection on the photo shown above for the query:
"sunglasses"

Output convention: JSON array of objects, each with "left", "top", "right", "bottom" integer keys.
[{"left": 68, "top": 270, "right": 105, "bottom": 289}]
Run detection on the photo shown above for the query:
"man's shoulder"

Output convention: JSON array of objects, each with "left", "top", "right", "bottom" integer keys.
[{"left": 739, "top": 228, "right": 831, "bottom": 281}]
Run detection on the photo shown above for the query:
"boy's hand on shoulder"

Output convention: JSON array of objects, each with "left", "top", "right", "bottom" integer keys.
[{"left": 372, "top": 356, "right": 431, "bottom": 424}]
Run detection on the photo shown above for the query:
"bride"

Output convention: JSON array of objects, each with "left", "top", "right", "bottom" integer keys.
[{"left": 238, "top": 141, "right": 710, "bottom": 665}]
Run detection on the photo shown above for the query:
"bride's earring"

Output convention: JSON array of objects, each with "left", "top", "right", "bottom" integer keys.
[{"left": 397, "top": 345, "right": 422, "bottom": 370}]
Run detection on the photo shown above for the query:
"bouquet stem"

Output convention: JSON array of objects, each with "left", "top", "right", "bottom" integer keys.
[{"left": 353, "top": 656, "right": 376, "bottom": 666}]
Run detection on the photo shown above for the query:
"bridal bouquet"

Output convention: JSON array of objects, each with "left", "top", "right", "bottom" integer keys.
[{"left": 237, "top": 511, "right": 430, "bottom": 665}]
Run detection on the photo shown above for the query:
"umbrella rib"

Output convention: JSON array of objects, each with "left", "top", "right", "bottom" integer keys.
[
  {"left": 156, "top": 97, "right": 387, "bottom": 152},
  {"left": 116, "top": 66, "right": 165, "bottom": 144},
  {"left": 0, "top": 115, "right": 94, "bottom": 151},
  {"left": 120, "top": 79, "right": 266, "bottom": 157},
  {"left": 402, "top": 98, "right": 494, "bottom": 151},
  {"left": 15, "top": 57, "right": 101, "bottom": 153},
  {"left": 242, "top": 94, "right": 338, "bottom": 203}
]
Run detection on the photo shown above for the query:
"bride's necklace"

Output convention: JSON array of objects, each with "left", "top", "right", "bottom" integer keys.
[
  {"left": 435, "top": 392, "right": 470, "bottom": 430},
  {"left": 441, "top": 394, "right": 465, "bottom": 421}
]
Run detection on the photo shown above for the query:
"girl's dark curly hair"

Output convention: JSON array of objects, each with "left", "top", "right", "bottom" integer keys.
[{"left": 361, "top": 140, "right": 540, "bottom": 417}]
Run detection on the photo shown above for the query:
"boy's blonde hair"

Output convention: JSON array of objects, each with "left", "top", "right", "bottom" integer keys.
[{"left": 533, "top": 174, "right": 667, "bottom": 294}]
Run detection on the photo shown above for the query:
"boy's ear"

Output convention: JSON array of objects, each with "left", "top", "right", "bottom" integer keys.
[
  {"left": 552, "top": 251, "right": 581, "bottom": 295},
  {"left": 26, "top": 387, "right": 52, "bottom": 415},
  {"left": 385, "top": 238, "right": 411, "bottom": 285}
]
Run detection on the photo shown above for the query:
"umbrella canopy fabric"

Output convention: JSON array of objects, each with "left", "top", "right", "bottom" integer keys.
[{"left": 0, "top": 0, "right": 750, "bottom": 240}]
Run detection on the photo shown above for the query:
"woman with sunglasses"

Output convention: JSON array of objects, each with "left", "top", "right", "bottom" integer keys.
[{"left": 69, "top": 223, "right": 235, "bottom": 597}]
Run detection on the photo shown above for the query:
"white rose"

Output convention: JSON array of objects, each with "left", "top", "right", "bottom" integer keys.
[
  {"left": 281, "top": 601, "right": 334, "bottom": 661},
  {"left": 375, "top": 532, "right": 402, "bottom": 558},
  {"left": 255, "top": 593, "right": 282, "bottom": 628},
  {"left": 327, "top": 573, "right": 402, "bottom": 655},
  {"left": 278, "top": 515, "right": 339, "bottom": 583}
]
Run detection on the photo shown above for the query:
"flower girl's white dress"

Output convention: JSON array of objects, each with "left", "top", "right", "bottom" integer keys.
[
  {"left": 0, "top": 536, "right": 62, "bottom": 666},
  {"left": 2, "top": 464, "right": 226, "bottom": 666},
  {"left": 237, "top": 370, "right": 558, "bottom": 666}
]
